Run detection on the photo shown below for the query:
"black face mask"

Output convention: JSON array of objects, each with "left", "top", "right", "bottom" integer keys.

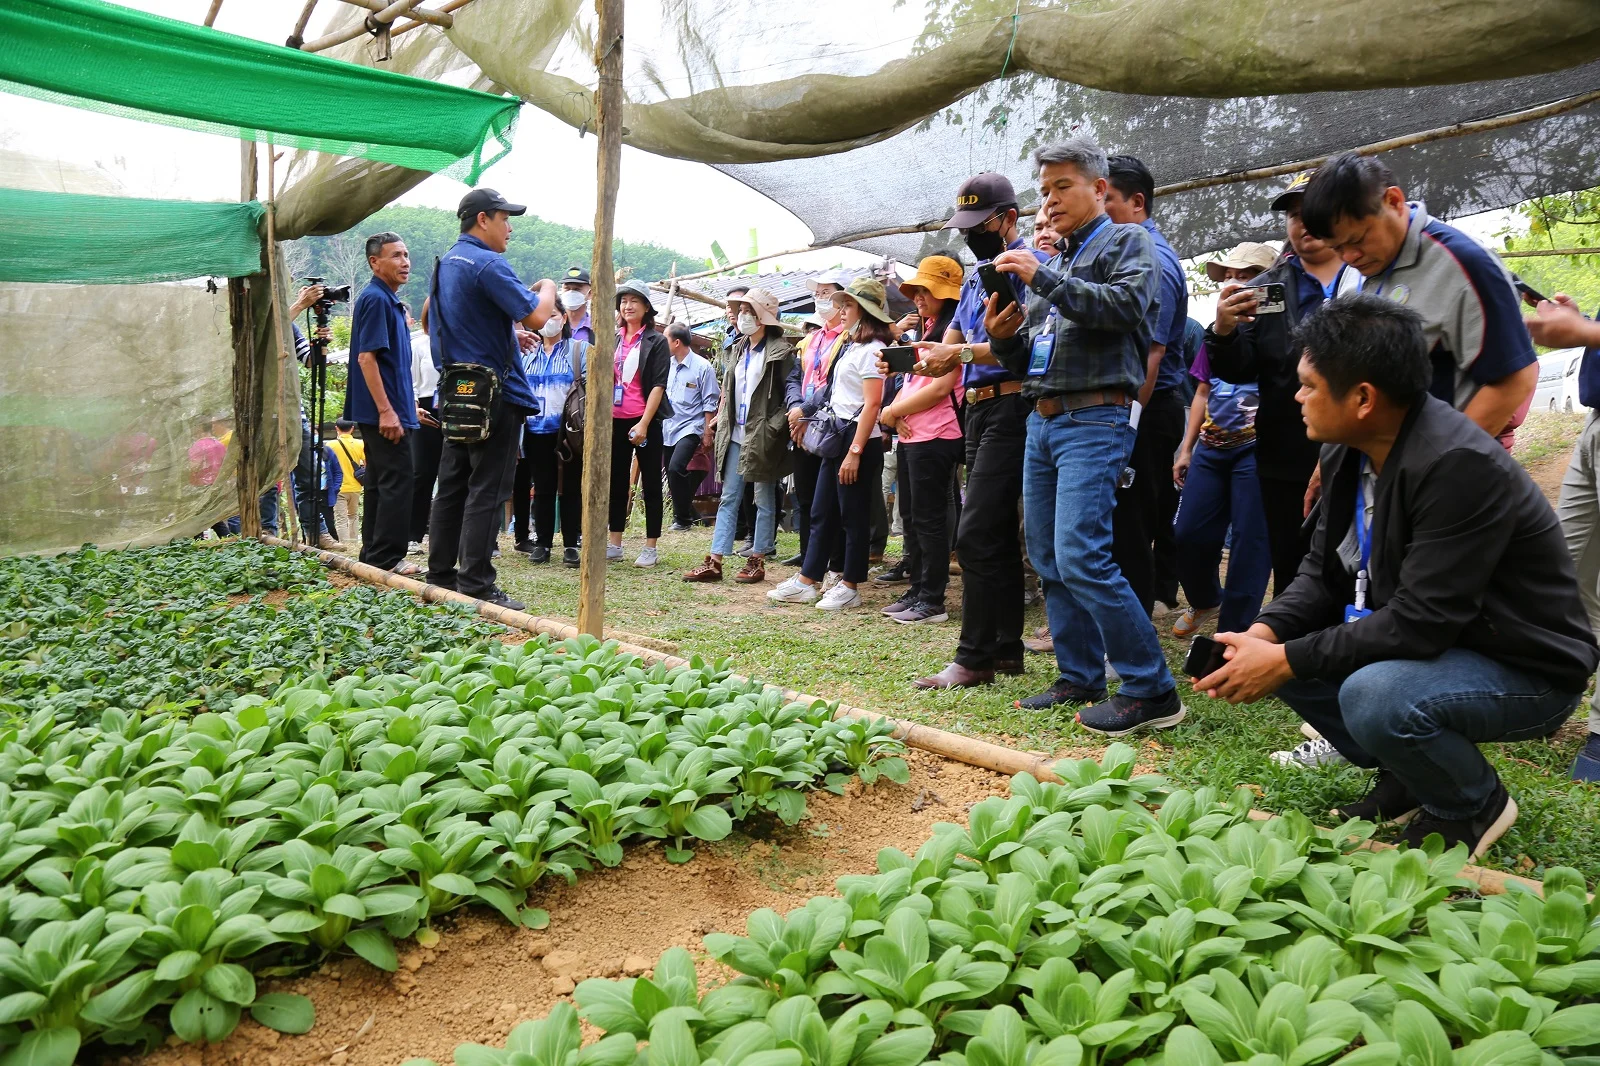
[{"left": 963, "top": 226, "right": 1006, "bottom": 262}]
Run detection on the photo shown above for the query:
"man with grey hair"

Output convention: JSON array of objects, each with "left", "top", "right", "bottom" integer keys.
[{"left": 984, "top": 136, "right": 1184, "bottom": 734}]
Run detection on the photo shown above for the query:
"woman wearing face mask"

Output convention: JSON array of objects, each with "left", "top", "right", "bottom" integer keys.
[
  {"left": 876, "top": 256, "right": 964, "bottom": 624},
  {"left": 769, "top": 278, "right": 892, "bottom": 611},
  {"left": 609, "top": 280, "right": 671, "bottom": 566},
  {"left": 784, "top": 271, "right": 851, "bottom": 570},
  {"left": 683, "top": 288, "right": 797, "bottom": 584},
  {"left": 513, "top": 314, "right": 588, "bottom": 565}
]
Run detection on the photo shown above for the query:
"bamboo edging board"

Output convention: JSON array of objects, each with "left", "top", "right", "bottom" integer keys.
[{"left": 261, "top": 535, "right": 1545, "bottom": 899}]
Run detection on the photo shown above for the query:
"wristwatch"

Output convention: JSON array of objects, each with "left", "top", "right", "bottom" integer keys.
[
  {"left": 849, "top": 444, "right": 863, "bottom": 455},
  {"left": 958, "top": 345, "right": 975, "bottom": 365}
]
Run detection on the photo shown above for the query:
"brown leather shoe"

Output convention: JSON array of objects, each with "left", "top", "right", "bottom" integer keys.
[
  {"left": 913, "top": 662, "right": 996, "bottom": 690},
  {"left": 995, "top": 660, "right": 1026, "bottom": 675},
  {"left": 734, "top": 555, "right": 766, "bottom": 583},
  {"left": 949, "top": 551, "right": 963, "bottom": 576},
  {"left": 682, "top": 555, "right": 723, "bottom": 582}
]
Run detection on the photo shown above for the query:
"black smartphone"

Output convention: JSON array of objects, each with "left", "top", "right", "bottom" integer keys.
[
  {"left": 1184, "top": 635, "right": 1228, "bottom": 679},
  {"left": 1514, "top": 277, "right": 1548, "bottom": 308},
  {"left": 1242, "top": 282, "right": 1287, "bottom": 314},
  {"left": 881, "top": 345, "right": 918, "bottom": 374},
  {"left": 977, "top": 263, "right": 1017, "bottom": 314}
]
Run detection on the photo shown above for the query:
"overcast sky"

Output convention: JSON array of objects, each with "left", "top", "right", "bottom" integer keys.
[{"left": 0, "top": 0, "right": 876, "bottom": 273}]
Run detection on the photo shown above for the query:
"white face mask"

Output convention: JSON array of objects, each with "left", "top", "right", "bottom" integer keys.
[
  {"left": 737, "top": 312, "right": 761, "bottom": 336},
  {"left": 559, "top": 290, "right": 587, "bottom": 312},
  {"left": 814, "top": 291, "right": 839, "bottom": 322},
  {"left": 540, "top": 316, "right": 565, "bottom": 338}
]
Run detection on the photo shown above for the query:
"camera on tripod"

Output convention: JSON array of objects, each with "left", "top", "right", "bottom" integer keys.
[{"left": 303, "top": 276, "right": 351, "bottom": 310}]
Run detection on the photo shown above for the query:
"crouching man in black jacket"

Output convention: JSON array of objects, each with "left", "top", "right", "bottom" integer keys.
[{"left": 1194, "top": 293, "right": 1598, "bottom": 860}]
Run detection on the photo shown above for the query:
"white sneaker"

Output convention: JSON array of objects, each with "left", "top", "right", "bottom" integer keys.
[
  {"left": 408, "top": 539, "right": 426, "bottom": 556},
  {"left": 1172, "top": 605, "right": 1219, "bottom": 638},
  {"left": 768, "top": 576, "right": 819, "bottom": 604},
  {"left": 820, "top": 571, "right": 843, "bottom": 593},
  {"left": 817, "top": 584, "right": 863, "bottom": 611},
  {"left": 634, "top": 547, "right": 658, "bottom": 567},
  {"left": 1151, "top": 600, "right": 1173, "bottom": 619},
  {"left": 605, "top": 543, "right": 624, "bottom": 561},
  {"left": 1270, "top": 736, "right": 1350, "bottom": 769}
]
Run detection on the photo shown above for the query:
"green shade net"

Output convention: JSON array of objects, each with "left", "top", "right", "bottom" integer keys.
[
  {"left": 0, "top": 188, "right": 265, "bottom": 284},
  {"left": 0, "top": 0, "right": 521, "bottom": 183}
]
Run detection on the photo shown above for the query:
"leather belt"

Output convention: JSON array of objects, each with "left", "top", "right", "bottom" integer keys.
[
  {"left": 966, "top": 380, "right": 1024, "bottom": 405},
  {"left": 1034, "top": 389, "right": 1133, "bottom": 418}
]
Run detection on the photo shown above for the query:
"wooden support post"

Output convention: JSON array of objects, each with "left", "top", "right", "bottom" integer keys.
[
  {"left": 232, "top": 141, "right": 263, "bottom": 538},
  {"left": 204, "top": 0, "right": 225, "bottom": 27},
  {"left": 577, "top": 0, "right": 624, "bottom": 637}
]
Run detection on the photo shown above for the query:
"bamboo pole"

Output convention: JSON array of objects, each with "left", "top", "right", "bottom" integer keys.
[
  {"left": 286, "top": 0, "right": 320, "bottom": 47},
  {"left": 232, "top": 142, "right": 263, "bottom": 539},
  {"left": 302, "top": 0, "right": 434, "bottom": 53},
  {"left": 577, "top": 0, "right": 624, "bottom": 637},
  {"left": 267, "top": 533, "right": 1546, "bottom": 899},
  {"left": 1498, "top": 247, "right": 1600, "bottom": 259},
  {"left": 391, "top": 0, "right": 477, "bottom": 38},
  {"left": 335, "top": 0, "right": 452, "bottom": 27},
  {"left": 648, "top": 279, "right": 726, "bottom": 311},
  {"left": 264, "top": 148, "right": 294, "bottom": 539},
  {"left": 204, "top": 0, "right": 225, "bottom": 27}
]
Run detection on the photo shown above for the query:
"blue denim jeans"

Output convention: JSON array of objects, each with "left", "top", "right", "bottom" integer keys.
[
  {"left": 1174, "top": 441, "right": 1271, "bottom": 633},
  {"left": 1024, "top": 405, "right": 1175, "bottom": 699},
  {"left": 711, "top": 441, "right": 777, "bottom": 557},
  {"left": 1276, "top": 648, "right": 1580, "bottom": 819}
]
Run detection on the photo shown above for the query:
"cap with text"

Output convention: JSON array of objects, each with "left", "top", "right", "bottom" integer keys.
[{"left": 945, "top": 172, "right": 1018, "bottom": 230}]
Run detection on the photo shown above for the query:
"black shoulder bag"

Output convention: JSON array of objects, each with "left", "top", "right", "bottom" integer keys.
[{"left": 431, "top": 256, "right": 502, "bottom": 444}]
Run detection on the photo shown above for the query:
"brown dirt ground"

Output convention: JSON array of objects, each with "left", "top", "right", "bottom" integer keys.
[
  {"left": 1528, "top": 450, "right": 1569, "bottom": 506},
  {"left": 120, "top": 752, "right": 1014, "bottom": 1066}
]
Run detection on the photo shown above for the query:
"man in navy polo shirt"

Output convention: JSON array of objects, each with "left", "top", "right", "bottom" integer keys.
[
  {"left": 908, "top": 172, "right": 1045, "bottom": 690},
  {"left": 1105, "top": 154, "right": 1186, "bottom": 616},
  {"left": 427, "top": 188, "right": 558, "bottom": 609},
  {"left": 346, "top": 231, "right": 425, "bottom": 574}
]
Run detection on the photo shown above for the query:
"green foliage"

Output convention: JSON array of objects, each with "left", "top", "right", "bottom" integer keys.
[
  {"left": 1503, "top": 191, "right": 1600, "bottom": 322},
  {"left": 0, "top": 542, "right": 906, "bottom": 1057},
  {"left": 416, "top": 746, "right": 1600, "bottom": 1066},
  {"left": 294, "top": 205, "right": 699, "bottom": 312}
]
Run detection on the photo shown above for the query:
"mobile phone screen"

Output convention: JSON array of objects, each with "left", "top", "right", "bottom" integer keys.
[{"left": 1184, "top": 635, "right": 1228, "bottom": 678}]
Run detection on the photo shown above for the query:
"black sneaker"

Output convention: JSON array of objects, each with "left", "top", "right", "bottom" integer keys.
[
  {"left": 881, "top": 592, "right": 920, "bottom": 616},
  {"left": 1017, "top": 679, "right": 1109, "bottom": 712},
  {"left": 1075, "top": 689, "right": 1185, "bottom": 736},
  {"left": 1330, "top": 768, "right": 1420, "bottom": 826},
  {"left": 483, "top": 589, "right": 526, "bottom": 611},
  {"left": 527, "top": 546, "right": 551, "bottom": 564},
  {"left": 781, "top": 553, "right": 804, "bottom": 567},
  {"left": 873, "top": 563, "right": 909, "bottom": 584},
  {"left": 891, "top": 601, "right": 949, "bottom": 625},
  {"left": 514, "top": 541, "right": 537, "bottom": 555},
  {"left": 563, "top": 547, "right": 580, "bottom": 568},
  {"left": 1396, "top": 779, "right": 1518, "bottom": 861}
]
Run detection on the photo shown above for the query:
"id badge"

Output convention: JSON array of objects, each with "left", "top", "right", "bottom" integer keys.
[
  {"left": 613, "top": 382, "right": 624, "bottom": 405},
  {"left": 805, "top": 384, "right": 817, "bottom": 403},
  {"left": 1343, "top": 605, "right": 1372, "bottom": 624},
  {"left": 737, "top": 401, "right": 748, "bottom": 427},
  {"left": 1028, "top": 333, "right": 1053, "bottom": 377}
]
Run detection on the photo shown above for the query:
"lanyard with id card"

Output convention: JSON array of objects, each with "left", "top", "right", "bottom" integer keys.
[
  {"left": 1345, "top": 460, "right": 1374, "bottom": 623},
  {"left": 1026, "top": 215, "right": 1110, "bottom": 378},
  {"left": 737, "top": 348, "right": 755, "bottom": 426}
]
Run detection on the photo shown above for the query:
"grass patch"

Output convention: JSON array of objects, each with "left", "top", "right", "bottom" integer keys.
[{"left": 1513, "top": 409, "right": 1586, "bottom": 467}]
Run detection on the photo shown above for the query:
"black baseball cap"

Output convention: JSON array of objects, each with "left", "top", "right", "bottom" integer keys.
[
  {"left": 457, "top": 187, "right": 526, "bottom": 221},
  {"left": 945, "top": 172, "right": 1018, "bottom": 230},
  {"left": 563, "top": 266, "right": 591, "bottom": 285},
  {"left": 1269, "top": 171, "right": 1313, "bottom": 212}
]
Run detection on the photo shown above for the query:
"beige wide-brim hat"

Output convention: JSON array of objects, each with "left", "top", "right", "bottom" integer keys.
[
  {"left": 1204, "top": 241, "right": 1281, "bottom": 283},
  {"left": 729, "top": 287, "right": 780, "bottom": 327}
]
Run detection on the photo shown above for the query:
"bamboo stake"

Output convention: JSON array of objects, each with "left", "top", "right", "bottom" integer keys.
[
  {"left": 267, "top": 533, "right": 1546, "bottom": 899},
  {"left": 391, "top": 0, "right": 477, "bottom": 38},
  {"left": 264, "top": 148, "right": 294, "bottom": 539},
  {"left": 335, "top": 0, "right": 452, "bottom": 27},
  {"left": 203, "top": 0, "right": 224, "bottom": 27},
  {"left": 649, "top": 279, "right": 726, "bottom": 310},
  {"left": 1498, "top": 247, "right": 1600, "bottom": 258},
  {"left": 232, "top": 142, "right": 263, "bottom": 539},
  {"left": 578, "top": 0, "right": 624, "bottom": 637},
  {"left": 286, "top": 0, "right": 320, "bottom": 47},
  {"left": 663, "top": 263, "right": 679, "bottom": 325},
  {"left": 302, "top": 0, "right": 432, "bottom": 53}
]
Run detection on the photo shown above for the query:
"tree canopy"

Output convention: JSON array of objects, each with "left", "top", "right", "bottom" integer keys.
[{"left": 1503, "top": 190, "right": 1600, "bottom": 319}]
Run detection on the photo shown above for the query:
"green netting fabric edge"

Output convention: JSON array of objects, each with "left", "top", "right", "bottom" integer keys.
[
  {"left": 0, "top": 0, "right": 521, "bottom": 182},
  {"left": 0, "top": 189, "right": 266, "bottom": 284}
]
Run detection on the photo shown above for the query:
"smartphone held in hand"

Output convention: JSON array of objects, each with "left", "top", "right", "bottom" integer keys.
[
  {"left": 881, "top": 345, "right": 918, "bottom": 374},
  {"left": 1184, "top": 634, "right": 1228, "bottom": 679},
  {"left": 1242, "top": 282, "right": 1287, "bottom": 314},
  {"left": 977, "top": 263, "right": 1017, "bottom": 314}
]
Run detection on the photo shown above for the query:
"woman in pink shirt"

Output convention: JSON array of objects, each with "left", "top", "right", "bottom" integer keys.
[
  {"left": 878, "top": 256, "right": 965, "bottom": 624},
  {"left": 609, "top": 280, "right": 671, "bottom": 566}
]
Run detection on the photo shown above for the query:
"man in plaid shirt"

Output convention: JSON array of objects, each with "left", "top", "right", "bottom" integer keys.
[{"left": 985, "top": 135, "right": 1185, "bottom": 736}]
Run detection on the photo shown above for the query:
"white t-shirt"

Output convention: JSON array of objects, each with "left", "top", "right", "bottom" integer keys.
[
  {"left": 829, "top": 339, "right": 885, "bottom": 420},
  {"left": 411, "top": 330, "right": 438, "bottom": 399},
  {"left": 732, "top": 339, "right": 764, "bottom": 446}
]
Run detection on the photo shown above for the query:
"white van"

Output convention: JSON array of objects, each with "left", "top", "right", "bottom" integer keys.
[{"left": 1534, "top": 348, "right": 1587, "bottom": 414}]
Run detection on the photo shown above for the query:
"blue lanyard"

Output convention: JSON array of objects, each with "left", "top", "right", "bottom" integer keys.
[
  {"left": 1353, "top": 458, "right": 1373, "bottom": 608},
  {"left": 1066, "top": 216, "right": 1111, "bottom": 274}
]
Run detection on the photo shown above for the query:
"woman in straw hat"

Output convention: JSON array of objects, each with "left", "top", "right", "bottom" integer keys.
[{"left": 769, "top": 278, "right": 893, "bottom": 610}]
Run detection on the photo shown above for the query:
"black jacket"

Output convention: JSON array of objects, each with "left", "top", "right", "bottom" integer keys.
[
  {"left": 1256, "top": 396, "right": 1598, "bottom": 692},
  {"left": 1204, "top": 258, "right": 1352, "bottom": 482}
]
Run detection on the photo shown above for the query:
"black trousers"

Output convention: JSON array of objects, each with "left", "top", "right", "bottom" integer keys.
[
  {"left": 610, "top": 417, "right": 663, "bottom": 538},
  {"left": 1111, "top": 388, "right": 1185, "bottom": 615},
  {"left": 1259, "top": 472, "right": 1314, "bottom": 598},
  {"left": 956, "top": 393, "right": 1028, "bottom": 669},
  {"left": 801, "top": 437, "right": 884, "bottom": 585},
  {"left": 666, "top": 435, "right": 703, "bottom": 528},
  {"left": 427, "top": 402, "right": 528, "bottom": 597},
  {"left": 356, "top": 425, "right": 415, "bottom": 571},
  {"left": 409, "top": 398, "right": 443, "bottom": 543},
  {"left": 514, "top": 429, "right": 581, "bottom": 549},
  {"left": 869, "top": 451, "right": 889, "bottom": 558},
  {"left": 901, "top": 437, "right": 963, "bottom": 608}
]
